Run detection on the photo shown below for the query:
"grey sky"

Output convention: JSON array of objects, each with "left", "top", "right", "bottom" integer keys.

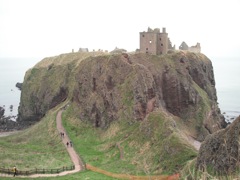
[{"left": 0, "top": 0, "right": 239, "bottom": 58}]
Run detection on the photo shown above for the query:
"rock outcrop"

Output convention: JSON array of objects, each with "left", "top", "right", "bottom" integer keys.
[
  {"left": 197, "top": 116, "right": 240, "bottom": 174},
  {"left": 15, "top": 82, "right": 23, "bottom": 90},
  {"left": 0, "top": 106, "right": 20, "bottom": 132},
  {"left": 18, "top": 51, "right": 226, "bottom": 140}
]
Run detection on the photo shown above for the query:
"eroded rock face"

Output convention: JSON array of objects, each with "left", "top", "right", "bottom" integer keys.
[
  {"left": 18, "top": 64, "right": 70, "bottom": 124},
  {"left": 196, "top": 116, "right": 240, "bottom": 174},
  {"left": 18, "top": 51, "right": 226, "bottom": 140},
  {"left": 72, "top": 52, "right": 225, "bottom": 140}
]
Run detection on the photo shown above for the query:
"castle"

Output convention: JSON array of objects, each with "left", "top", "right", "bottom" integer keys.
[
  {"left": 179, "top": 42, "right": 201, "bottom": 53},
  {"left": 139, "top": 27, "right": 200, "bottom": 55}
]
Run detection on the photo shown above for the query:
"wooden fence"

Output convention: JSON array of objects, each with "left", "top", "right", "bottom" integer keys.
[{"left": 0, "top": 165, "right": 75, "bottom": 176}]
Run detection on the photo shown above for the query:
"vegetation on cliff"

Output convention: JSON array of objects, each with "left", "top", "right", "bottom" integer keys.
[
  {"left": 0, "top": 108, "right": 72, "bottom": 170},
  {"left": 14, "top": 50, "right": 227, "bottom": 176},
  {"left": 19, "top": 51, "right": 225, "bottom": 138}
]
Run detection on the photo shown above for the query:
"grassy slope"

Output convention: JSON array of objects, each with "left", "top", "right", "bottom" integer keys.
[
  {"left": 62, "top": 104, "right": 197, "bottom": 176},
  {"left": 0, "top": 109, "right": 72, "bottom": 170},
  {"left": 0, "top": 51, "right": 222, "bottom": 179},
  {"left": 0, "top": 107, "right": 118, "bottom": 179},
  {"left": 0, "top": 171, "right": 116, "bottom": 180}
]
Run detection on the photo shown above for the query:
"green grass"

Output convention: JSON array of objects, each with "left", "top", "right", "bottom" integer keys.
[
  {"left": 0, "top": 106, "right": 119, "bottom": 179},
  {"left": 0, "top": 170, "right": 118, "bottom": 180},
  {"left": 62, "top": 105, "right": 197, "bottom": 176},
  {"left": 0, "top": 110, "right": 72, "bottom": 170}
]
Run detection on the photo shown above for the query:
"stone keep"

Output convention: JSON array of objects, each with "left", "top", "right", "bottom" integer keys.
[{"left": 140, "top": 27, "right": 168, "bottom": 55}]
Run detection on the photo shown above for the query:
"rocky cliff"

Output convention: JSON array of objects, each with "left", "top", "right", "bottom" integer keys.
[
  {"left": 197, "top": 116, "right": 240, "bottom": 174},
  {"left": 18, "top": 51, "right": 226, "bottom": 141}
]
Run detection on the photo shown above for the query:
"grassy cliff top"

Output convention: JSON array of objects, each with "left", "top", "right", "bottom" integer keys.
[
  {"left": 33, "top": 50, "right": 210, "bottom": 69},
  {"left": 34, "top": 51, "right": 108, "bottom": 68}
]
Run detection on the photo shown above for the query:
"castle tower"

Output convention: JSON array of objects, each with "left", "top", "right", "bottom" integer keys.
[
  {"left": 157, "top": 27, "right": 168, "bottom": 55},
  {"left": 139, "top": 27, "right": 168, "bottom": 55}
]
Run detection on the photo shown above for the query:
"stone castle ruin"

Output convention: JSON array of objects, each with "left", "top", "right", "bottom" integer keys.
[
  {"left": 71, "top": 27, "right": 201, "bottom": 55},
  {"left": 179, "top": 41, "right": 201, "bottom": 53},
  {"left": 140, "top": 27, "right": 200, "bottom": 55},
  {"left": 140, "top": 27, "right": 170, "bottom": 55}
]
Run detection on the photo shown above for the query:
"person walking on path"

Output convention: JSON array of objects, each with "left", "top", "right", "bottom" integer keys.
[
  {"left": 13, "top": 166, "right": 17, "bottom": 177},
  {"left": 66, "top": 142, "right": 69, "bottom": 147},
  {"left": 60, "top": 132, "right": 65, "bottom": 138},
  {"left": 70, "top": 141, "right": 73, "bottom": 147}
]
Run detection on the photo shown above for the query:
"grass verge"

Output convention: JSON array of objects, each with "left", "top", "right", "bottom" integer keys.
[
  {"left": 62, "top": 104, "right": 197, "bottom": 176},
  {"left": 0, "top": 110, "right": 72, "bottom": 170}
]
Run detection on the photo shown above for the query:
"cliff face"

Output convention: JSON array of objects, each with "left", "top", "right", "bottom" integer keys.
[
  {"left": 197, "top": 116, "right": 240, "bottom": 173},
  {"left": 18, "top": 51, "right": 226, "bottom": 140}
]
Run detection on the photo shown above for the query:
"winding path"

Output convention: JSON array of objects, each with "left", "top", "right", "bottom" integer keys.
[
  {"left": 56, "top": 110, "right": 83, "bottom": 172},
  {"left": 0, "top": 110, "right": 83, "bottom": 178},
  {"left": 27, "top": 110, "right": 84, "bottom": 178},
  {"left": 0, "top": 110, "right": 179, "bottom": 179}
]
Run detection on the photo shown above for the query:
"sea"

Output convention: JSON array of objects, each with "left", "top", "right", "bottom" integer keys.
[
  {"left": 0, "top": 56, "right": 239, "bottom": 123},
  {"left": 0, "top": 57, "right": 40, "bottom": 120}
]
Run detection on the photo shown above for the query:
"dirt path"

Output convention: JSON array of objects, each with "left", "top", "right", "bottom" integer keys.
[
  {"left": 0, "top": 131, "right": 19, "bottom": 137},
  {"left": 0, "top": 110, "right": 83, "bottom": 178},
  {"left": 27, "top": 110, "right": 83, "bottom": 178},
  {"left": 0, "top": 110, "right": 179, "bottom": 179}
]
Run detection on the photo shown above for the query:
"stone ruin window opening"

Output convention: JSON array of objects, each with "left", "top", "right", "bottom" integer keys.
[
  {"left": 142, "top": 34, "right": 145, "bottom": 37},
  {"left": 149, "top": 40, "right": 152, "bottom": 44},
  {"left": 160, "top": 38, "right": 161, "bottom": 41},
  {"left": 146, "top": 48, "right": 148, "bottom": 50},
  {"left": 161, "top": 43, "right": 163, "bottom": 46}
]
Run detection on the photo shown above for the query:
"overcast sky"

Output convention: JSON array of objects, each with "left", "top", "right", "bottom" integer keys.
[{"left": 0, "top": 0, "right": 240, "bottom": 58}]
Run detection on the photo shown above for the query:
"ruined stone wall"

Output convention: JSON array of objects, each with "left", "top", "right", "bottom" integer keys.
[
  {"left": 189, "top": 43, "right": 201, "bottom": 53},
  {"left": 157, "top": 32, "right": 168, "bottom": 54},
  {"left": 139, "top": 27, "right": 169, "bottom": 55},
  {"left": 188, "top": 47, "right": 201, "bottom": 53},
  {"left": 139, "top": 32, "right": 158, "bottom": 55}
]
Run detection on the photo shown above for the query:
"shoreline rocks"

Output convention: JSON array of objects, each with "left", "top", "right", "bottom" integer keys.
[
  {"left": 0, "top": 106, "right": 29, "bottom": 132},
  {"left": 16, "top": 82, "right": 23, "bottom": 90}
]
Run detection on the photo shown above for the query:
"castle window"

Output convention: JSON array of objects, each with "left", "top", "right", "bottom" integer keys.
[
  {"left": 161, "top": 43, "right": 163, "bottom": 46},
  {"left": 142, "top": 34, "right": 145, "bottom": 37},
  {"left": 160, "top": 38, "right": 161, "bottom": 41},
  {"left": 149, "top": 40, "right": 152, "bottom": 44},
  {"left": 146, "top": 48, "right": 148, "bottom": 50}
]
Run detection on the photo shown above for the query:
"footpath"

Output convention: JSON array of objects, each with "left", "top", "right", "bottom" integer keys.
[
  {"left": 0, "top": 110, "right": 83, "bottom": 178},
  {"left": 0, "top": 109, "right": 179, "bottom": 179},
  {"left": 28, "top": 110, "right": 84, "bottom": 178}
]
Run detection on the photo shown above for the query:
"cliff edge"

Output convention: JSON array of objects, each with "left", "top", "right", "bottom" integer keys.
[{"left": 18, "top": 51, "right": 226, "bottom": 141}]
